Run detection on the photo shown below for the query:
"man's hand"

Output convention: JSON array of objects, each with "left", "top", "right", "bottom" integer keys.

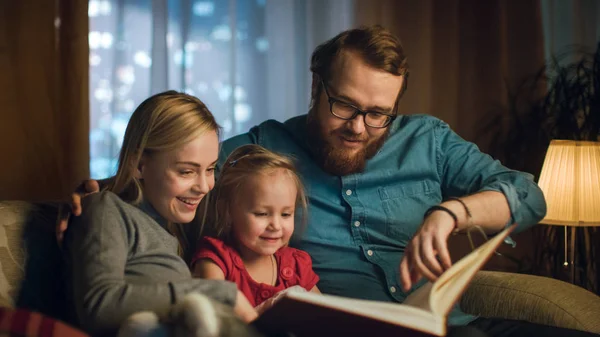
[
  {"left": 399, "top": 210, "right": 455, "bottom": 292},
  {"left": 234, "top": 291, "right": 258, "bottom": 323},
  {"left": 56, "top": 179, "right": 101, "bottom": 244}
]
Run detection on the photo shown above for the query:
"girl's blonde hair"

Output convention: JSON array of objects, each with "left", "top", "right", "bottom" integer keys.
[
  {"left": 106, "top": 90, "right": 220, "bottom": 258},
  {"left": 205, "top": 144, "right": 309, "bottom": 245}
]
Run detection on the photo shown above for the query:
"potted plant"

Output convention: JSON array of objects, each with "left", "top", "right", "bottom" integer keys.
[{"left": 477, "top": 41, "right": 600, "bottom": 293}]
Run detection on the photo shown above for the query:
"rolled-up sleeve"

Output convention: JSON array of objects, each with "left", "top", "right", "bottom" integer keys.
[{"left": 435, "top": 121, "right": 547, "bottom": 233}]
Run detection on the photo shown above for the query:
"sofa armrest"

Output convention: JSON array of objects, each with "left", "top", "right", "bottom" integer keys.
[
  {"left": 461, "top": 271, "right": 600, "bottom": 334},
  {"left": 0, "top": 201, "right": 65, "bottom": 319}
]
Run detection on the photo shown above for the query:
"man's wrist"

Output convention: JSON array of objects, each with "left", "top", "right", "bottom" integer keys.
[
  {"left": 446, "top": 197, "right": 472, "bottom": 218},
  {"left": 442, "top": 198, "right": 472, "bottom": 231},
  {"left": 423, "top": 205, "right": 458, "bottom": 232}
]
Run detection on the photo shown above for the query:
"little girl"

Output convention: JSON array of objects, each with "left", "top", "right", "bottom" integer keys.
[{"left": 192, "top": 144, "right": 320, "bottom": 310}]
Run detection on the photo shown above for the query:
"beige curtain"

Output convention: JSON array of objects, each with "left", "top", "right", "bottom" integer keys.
[
  {"left": 355, "top": 0, "right": 545, "bottom": 149},
  {"left": 0, "top": 0, "right": 89, "bottom": 201}
]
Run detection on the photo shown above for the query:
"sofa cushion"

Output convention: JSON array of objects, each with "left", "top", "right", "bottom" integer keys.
[
  {"left": 462, "top": 271, "right": 600, "bottom": 334},
  {"left": 0, "top": 201, "right": 66, "bottom": 321}
]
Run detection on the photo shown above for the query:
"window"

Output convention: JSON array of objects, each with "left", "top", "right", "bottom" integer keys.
[
  {"left": 89, "top": 0, "right": 354, "bottom": 178},
  {"left": 89, "top": 0, "right": 268, "bottom": 178}
]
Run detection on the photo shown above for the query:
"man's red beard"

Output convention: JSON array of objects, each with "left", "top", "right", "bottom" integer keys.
[{"left": 306, "top": 112, "right": 389, "bottom": 176}]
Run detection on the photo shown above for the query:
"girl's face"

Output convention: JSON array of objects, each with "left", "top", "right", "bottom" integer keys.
[
  {"left": 139, "top": 130, "right": 219, "bottom": 224},
  {"left": 231, "top": 169, "right": 297, "bottom": 260}
]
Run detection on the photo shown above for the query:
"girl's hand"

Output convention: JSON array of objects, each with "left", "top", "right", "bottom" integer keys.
[
  {"left": 234, "top": 291, "right": 258, "bottom": 323},
  {"left": 254, "top": 285, "right": 308, "bottom": 315}
]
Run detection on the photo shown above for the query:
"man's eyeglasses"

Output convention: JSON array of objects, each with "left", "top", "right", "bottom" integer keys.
[{"left": 320, "top": 79, "right": 397, "bottom": 128}]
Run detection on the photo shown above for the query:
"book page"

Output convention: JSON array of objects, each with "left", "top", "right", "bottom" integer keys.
[
  {"left": 401, "top": 282, "right": 434, "bottom": 311},
  {"left": 427, "top": 225, "right": 515, "bottom": 316}
]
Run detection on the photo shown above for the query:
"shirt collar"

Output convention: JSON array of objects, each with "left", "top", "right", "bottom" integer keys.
[{"left": 137, "top": 198, "right": 169, "bottom": 230}]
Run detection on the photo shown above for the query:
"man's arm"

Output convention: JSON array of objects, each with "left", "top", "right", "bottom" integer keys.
[
  {"left": 399, "top": 190, "right": 510, "bottom": 290},
  {"left": 442, "top": 191, "right": 510, "bottom": 234},
  {"left": 436, "top": 121, "right": 546, "bottom": 233},
  {"left": 400, "top": 120, "right": 546, "bottom": 291}
]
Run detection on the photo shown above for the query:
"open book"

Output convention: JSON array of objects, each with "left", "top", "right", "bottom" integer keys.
[{"left": 253, "top": 225, "right": 516, "bottom": 337}]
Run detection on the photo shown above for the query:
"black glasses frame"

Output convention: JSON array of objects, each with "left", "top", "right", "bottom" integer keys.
[{"left": 320, "top": 79, "right": 398, "bottom": 128}]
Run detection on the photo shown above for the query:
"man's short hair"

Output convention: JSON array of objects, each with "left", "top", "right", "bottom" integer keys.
[{"left": 310, "top": 25, "right": 409, "bottom": 81}]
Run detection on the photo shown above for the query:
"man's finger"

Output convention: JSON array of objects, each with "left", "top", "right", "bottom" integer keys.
[
  {"left": 399, "top": 257, "right": 412, "bottom": 291},
  {"left": 410, "top": 269, "right": 422, "bottom": 285},
  {"left": 71, "top": 193, "right": 82, "bottom": 216},
  {"left": 412, "top": 240, "right": 438, "bottom": 282},
  {"left": 412, "top": 256, "right": 436, "bottom": 283},
  {"left": 57, "top": 218, "right": 68, "bottom": 232},
  {"left": 84, "top": 179, "right": 100, "bottom": 194},
  {"left": 55, "top": 205, "right": 69, "bottom": 246},
  {"left": 435, "top": 236, "right": 452, "bottom": 270},
  {"left": 56, "top": 232, "right": 64, "bottom": 247},
  {"left": 420, "top": 237, "right": 444, "bottom": 277}
]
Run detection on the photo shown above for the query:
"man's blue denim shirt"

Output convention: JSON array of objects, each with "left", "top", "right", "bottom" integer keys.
[{"left": 220, "top": 114, "right": 547, "bottom": 325}]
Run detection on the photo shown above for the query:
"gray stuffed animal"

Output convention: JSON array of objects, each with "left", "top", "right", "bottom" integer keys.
[{"left": 117, "top": 293, "right": 265, "bottom": 337}]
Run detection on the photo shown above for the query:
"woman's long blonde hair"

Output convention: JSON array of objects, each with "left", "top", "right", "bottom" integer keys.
[
  {"left": 205, "top": 144, "right": 309, "bottom": 245},
  {"left": 106, "top": 90, "right": 220, "bottom": 258}
]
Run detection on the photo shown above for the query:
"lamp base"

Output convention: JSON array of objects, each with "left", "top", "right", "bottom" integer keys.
[{"left": 533, "top": 225, "right": 599, "bottom": 294}]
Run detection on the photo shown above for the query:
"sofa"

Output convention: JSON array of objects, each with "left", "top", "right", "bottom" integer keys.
[{"left": 1, "top": 200, "right": 600, "bottom": 335}]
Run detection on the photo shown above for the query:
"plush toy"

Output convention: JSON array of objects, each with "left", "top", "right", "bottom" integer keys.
[{"left": 117, "top": 293, "right": 264, "bottom": 337}]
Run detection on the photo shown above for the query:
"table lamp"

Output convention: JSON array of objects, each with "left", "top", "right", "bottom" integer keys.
[{"left": 537, "top": 140, "right": 600, "bottom": 284}]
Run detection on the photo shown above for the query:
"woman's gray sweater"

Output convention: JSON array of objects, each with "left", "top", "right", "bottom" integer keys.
[{"left": 62, "top": 191, "right": 237, "bottom": 336}]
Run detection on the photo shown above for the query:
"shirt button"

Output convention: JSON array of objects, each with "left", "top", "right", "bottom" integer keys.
[
  {"left": 390, "top": 286, "right": 397, "bottom": 293},
  {"left": 281, "top": 267, "right": 294, "bottom": 280},
  {"left": 367, "top": 249, "right": 373, "bottom": 256},
  {"left": 354, "top": 221, "right": 360, "bottom": 227},
  {"left": 345, "top": 189, "right": 352, "bottom": 196},
  {"left": 260, "top": 290, "right": 271, "bottom": 299}
]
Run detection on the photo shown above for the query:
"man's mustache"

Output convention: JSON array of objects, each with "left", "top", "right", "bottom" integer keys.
[{"left": 336, "top": 130, "right": 368, "bottom": 142}]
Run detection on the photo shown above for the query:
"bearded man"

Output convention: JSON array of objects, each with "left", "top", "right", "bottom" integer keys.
[{"left": 219, "top": 25, "right": 588, "bottom": 337}]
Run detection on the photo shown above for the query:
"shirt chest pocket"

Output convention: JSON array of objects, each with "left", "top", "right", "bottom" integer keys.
[{"left": 378, "top": 180, "right": 440, "bottom": 238}]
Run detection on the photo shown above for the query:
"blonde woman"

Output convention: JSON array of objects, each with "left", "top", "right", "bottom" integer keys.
[{"left": 62, "top": 91, "right": 257, "bottom": 337}]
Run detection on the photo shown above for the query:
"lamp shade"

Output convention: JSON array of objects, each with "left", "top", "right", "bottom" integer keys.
[{"left": 537, "top": 140, "right": 600, "bottom": 226}]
